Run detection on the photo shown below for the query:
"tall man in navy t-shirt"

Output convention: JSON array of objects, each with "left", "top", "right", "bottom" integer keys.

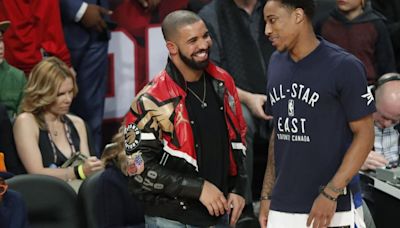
[{"left": 258, "top": 0, "right": 375, "bottom": 227}]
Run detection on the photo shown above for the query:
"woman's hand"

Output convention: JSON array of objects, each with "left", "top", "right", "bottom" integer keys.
[{"left": 82, "top": 156, "right": 104, "bottom": 177}]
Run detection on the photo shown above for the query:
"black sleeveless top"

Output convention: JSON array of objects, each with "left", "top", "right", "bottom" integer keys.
[{"left": 38, "top": 115, "right": 80, "bottom": 167}]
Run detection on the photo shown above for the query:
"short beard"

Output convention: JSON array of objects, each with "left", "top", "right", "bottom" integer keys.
[{"left": 179, "top": 50, "right": 209, "bottom": 70}]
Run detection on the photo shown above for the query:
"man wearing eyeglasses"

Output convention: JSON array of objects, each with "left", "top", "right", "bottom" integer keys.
[
  {"left": 361, "top": 73, "right": 400, "bottom": 171},
  {"left": 0, "top": 173, "right": 29, "bottom": 227},
  {"left": 359, "top": 72, "right": 400, "bottom": 228}
]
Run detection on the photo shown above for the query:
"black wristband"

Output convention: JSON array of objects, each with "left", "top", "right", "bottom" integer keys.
[
  {"left": 73, "top": 166, "right": 81, "bottom": 180},
  {"left": 320, "top": 190, "right": 337, "bottom": 202}
]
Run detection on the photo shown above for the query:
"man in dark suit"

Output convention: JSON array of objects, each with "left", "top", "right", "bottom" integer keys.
[{"left": 59, "top": 0, "right": 112, "bottom": 156}]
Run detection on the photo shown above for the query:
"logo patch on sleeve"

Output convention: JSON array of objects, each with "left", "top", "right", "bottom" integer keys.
[
  {"left": 361, "top": 86, "right": 374, "bottom": 106},
  {"left": 126, "top": 152, "right": 144, "bottom": 176},
  {"left": 124, "top": 123, "right": 141, "bottom": 152}
]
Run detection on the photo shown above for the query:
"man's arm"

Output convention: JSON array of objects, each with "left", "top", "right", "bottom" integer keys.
[
  {"left": 261, "top": 131, "right": 276, "bottom": 198},
  {"left": 59, "top": 0, "right": 112, "bottom": 32},
  {"left": 326, "top": 114, "right": 374, "bottom": 192},
  {"left": 237, "top": 88, "right": 271, "bottom": 120},
  {"left": 126, "top": 130, "right": 206, "bottom": 198},
  {"left": 259, "top": 130, "right": 275, "bottom": 228},
  {"left": 125, "top": 93, "right": 228, "bottom": 217},
  {"left": 198, "top": 5, "right": 272, "bottom": 122},
  {"left": 307, "top": 114, "right": 375, "bottom": 228},
  {"left": 59, "top": 0, "right": 85, "bottom": 22}
]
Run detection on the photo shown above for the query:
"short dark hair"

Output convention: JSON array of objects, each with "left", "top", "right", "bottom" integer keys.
[
  {"left": 161, "top": 10, "right": 202, "bottom": 41},
  {"left": 269, "top": 0, "right": 315, "bottom": 19}
]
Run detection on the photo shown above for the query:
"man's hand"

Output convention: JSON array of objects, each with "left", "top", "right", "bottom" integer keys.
[
  {"left": 136, "top": 0, "right": 161, "bottom": 11},
  {"left": 247, "top": 93, "right": 271, "bottom": 120},
  {"left": 258, "top": 199, "right": 271, "bottom": 228},
  {"left": 227, "top": 193, "right": 245, "bottom": 226},
  {"left": 306, "top": 193, "right": 337, "bottom": 228},
  {"left": 199, "top": 180, "right": 228, "bottom": 216},
  {"left": 361, "top": 151, "right": 388, "bottom": 170},
  {"left": 238, "top": 89, "right": 273, "bottom": 120},
  {"left": 81, "top": 4, "right": 112, "bottom": 32}
]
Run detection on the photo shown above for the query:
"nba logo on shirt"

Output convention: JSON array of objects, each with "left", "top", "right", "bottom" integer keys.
[{"left": 288, "top": 99, "right": 294, "bottom": 117}]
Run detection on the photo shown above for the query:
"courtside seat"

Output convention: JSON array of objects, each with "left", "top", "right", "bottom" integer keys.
[
  {"left": 6, "top": 174, "right": 82, "bottom": 228},
  {"left": 78, "top": 170, "right": 103, "bottom": 228}
]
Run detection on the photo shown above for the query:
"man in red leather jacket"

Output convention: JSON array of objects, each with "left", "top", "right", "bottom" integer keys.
[{"left": 124, "top": 10, "right": 248, "bottom": 227}]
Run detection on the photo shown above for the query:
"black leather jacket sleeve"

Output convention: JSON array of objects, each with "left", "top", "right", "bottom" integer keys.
[
  {"left": 125, "top": 93, "right": 205, "bottom": 200},
  {"left": 129, "top": 138, "right": 205, "bottom": 200},
  {"left": 229, "top": 145, "right": 248, "bottom": 197}
]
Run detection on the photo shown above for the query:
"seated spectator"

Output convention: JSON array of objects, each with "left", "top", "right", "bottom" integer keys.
[
  {"left": 96, "top": 127, "right": 145, "bottom": 228},
  {"left": 361, "top": 73, "right": 400, "bottom": 171},
  {"left": 13, "top": 57, "right": 103, "bottom": 181},
  {"left": 316, "top": 0, "right": 396, "bottom": 85},
  {"left": 0, "top": 20, "right": 26, "bottom": 120},
  {"left": 0, "top": 171, "right": 29, "bottom": 228},
  {"left": 360, "top": 72, "right": 400, "bottom": 228},
  {"left": 0, "top": 103, "right": 25, "bottom": 174}
]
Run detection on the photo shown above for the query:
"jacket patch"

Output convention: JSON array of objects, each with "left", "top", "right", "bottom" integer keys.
[
  {"left": 125, "top": 123, "right": 141, "bottom": 152},
  {"left": 126, "top": 152, "right": 144, "bottom": 176}
]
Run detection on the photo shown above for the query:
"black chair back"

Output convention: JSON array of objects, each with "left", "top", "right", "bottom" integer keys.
[
  {"left": 78, "top": 171, "right": 103, "bottom": 228},
  {"left": 6, "top": 174, "right": 82, "bottom": 228}
]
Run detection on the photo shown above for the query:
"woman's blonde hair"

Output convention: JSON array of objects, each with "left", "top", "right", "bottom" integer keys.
[
  {"left": 101, "top": 126, "right": 128, "bottom": 174},
  {"left": 20, "top": 57, "right": 78, "bottom": 129}
]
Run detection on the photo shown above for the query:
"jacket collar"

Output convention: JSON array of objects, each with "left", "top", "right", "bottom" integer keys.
[
  {"left": 165, "top": 58, "right": 224, "bottom": 91},
  {"left": 165, "top": 58, "right": 187, "bottom": 90}
]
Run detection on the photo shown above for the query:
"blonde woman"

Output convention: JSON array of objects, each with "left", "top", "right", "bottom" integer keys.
[{"left": 13, "top": 57, "right": 103, "bottom": 181}]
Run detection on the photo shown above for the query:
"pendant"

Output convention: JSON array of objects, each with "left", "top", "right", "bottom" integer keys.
[{"left": 201, "top": 102, "right": 207, "bottom": 109}]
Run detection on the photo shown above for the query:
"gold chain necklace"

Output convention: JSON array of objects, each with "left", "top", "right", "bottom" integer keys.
[{"left": 187, "top": 75, "right": 207, "bottom": 109}]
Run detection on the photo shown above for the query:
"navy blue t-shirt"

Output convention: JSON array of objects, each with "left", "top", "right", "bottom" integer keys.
[{"left": 266, "top": 38, "right": 375, "bottom": 213}]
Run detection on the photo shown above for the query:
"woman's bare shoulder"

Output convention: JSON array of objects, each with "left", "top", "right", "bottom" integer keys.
[
  {"left": 14, "top": 112, "right": 39, "bottom": 137},
  {"left": 66, "top": 113, "right": 86, "bottom": 129},
  {"left": 15, "top": 112, "right": 38, "bottom": 126}
]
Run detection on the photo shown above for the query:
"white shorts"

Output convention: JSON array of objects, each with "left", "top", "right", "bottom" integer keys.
[
  {"left": 267, "top": 210, "right": 354, "bottom": 228},
  {"left": 267, "top": 197, "right": 356, "bottom": 228}
]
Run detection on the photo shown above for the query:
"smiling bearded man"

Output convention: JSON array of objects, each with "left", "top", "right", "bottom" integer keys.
[{"left": 123, "top": 10, "right": 249, "bottom": 227}]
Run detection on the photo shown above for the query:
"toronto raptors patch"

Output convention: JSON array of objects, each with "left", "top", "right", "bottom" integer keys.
[{"left": 124, "top": 123, "right": 141, "bottom": 152}]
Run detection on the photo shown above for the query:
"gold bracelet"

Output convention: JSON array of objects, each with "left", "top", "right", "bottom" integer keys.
[{"left": 326, "top": 182, "right": 346, "bottom": 195}]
